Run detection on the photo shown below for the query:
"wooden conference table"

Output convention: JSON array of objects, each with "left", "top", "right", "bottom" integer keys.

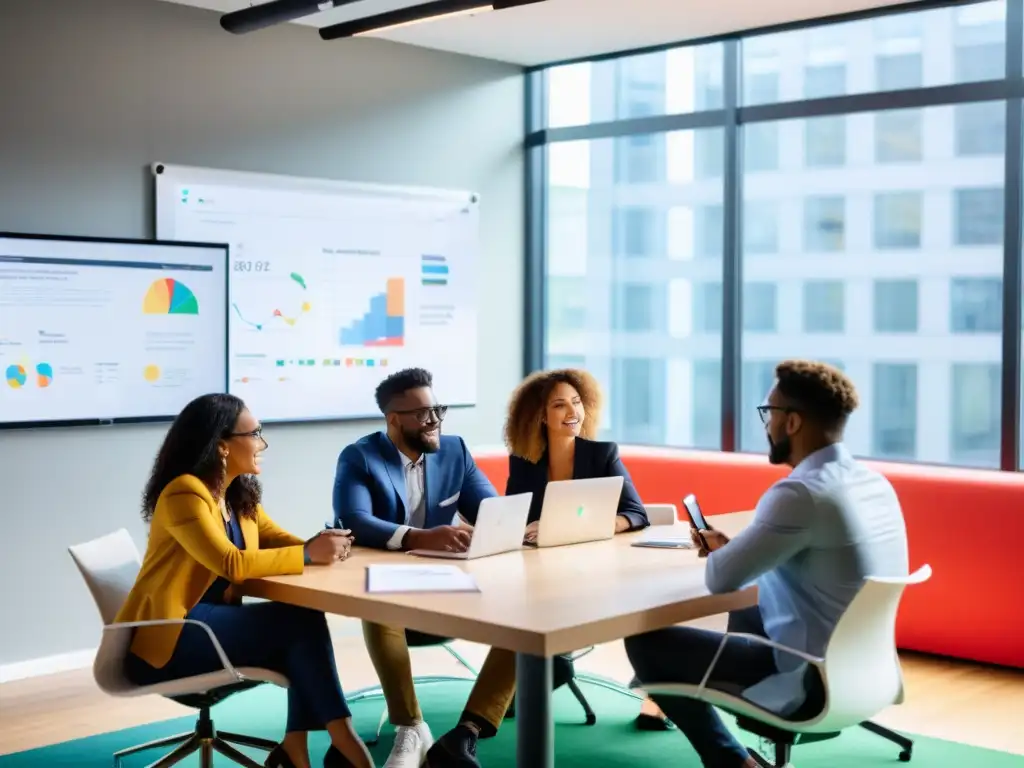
[{"left": 244, "top": 511, "right": 756, "bottom": 768}]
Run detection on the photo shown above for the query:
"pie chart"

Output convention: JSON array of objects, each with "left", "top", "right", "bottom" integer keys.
[
  {"left": 143, "top": 278, "right": 200, "bottom": 315},
  {"left": 36, "top": 362, "right": 53, "bottom": 388},
  {"left": 5, "top": 364, "right": 26, "bottom": 389}
]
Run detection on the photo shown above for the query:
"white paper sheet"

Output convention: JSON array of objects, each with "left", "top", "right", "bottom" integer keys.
[{"left": 365, "top": 564, "right": 481, "bottom": 594}]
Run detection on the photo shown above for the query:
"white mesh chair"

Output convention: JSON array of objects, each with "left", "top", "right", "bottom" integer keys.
[
  {"left": 69, "top": 529, "right": 289, "bottom": 768},
  {"left": 644, "top": 565, "right": 932, "bottom": 767}
]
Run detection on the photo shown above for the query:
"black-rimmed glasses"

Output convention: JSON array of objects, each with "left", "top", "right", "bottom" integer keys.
[
  {"left": 756, "top": 405, "right": 796, "bottom": 425},
  {"left": 227, "top": 425, "right": 267, "bottom": 445},
  {"left": 391, "top": 405, "right": 448, "bottom": 424}
]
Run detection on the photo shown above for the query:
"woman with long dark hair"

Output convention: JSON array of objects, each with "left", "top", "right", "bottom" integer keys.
[{"left": 116, "top": 393, "right": 374, "bottom": 768}]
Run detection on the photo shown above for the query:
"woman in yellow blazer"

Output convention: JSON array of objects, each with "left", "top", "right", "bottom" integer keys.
[{"left": 116, "top": 393, "right": 373, "bottom": 768}]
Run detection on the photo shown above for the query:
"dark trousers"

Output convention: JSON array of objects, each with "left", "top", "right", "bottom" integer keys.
[
  {"left": 626, "top": 607, "right": 817, "bottom": 768},
  {"left": 125, "top": 601, "right": 351, "bottom": 733}
]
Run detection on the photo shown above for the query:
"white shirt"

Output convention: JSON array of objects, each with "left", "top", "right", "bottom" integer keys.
[
  {"left": 705, "top": 443, "right": 909, "bottom": 715},
  {"left": 386, "top": 450, "right": 427, "bottom": 550}
]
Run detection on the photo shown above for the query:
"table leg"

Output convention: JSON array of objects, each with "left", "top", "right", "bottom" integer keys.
[{"left": 515, "top": 652, "right": 554, "bottom": 768}]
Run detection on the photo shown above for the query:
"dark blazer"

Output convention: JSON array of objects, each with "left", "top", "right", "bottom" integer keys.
[
  {"left": 505, "top": 438, "right": 649, "bottom": 531},
  {"left": 333, "top": 432, "right": 498, "bottom": 549}
]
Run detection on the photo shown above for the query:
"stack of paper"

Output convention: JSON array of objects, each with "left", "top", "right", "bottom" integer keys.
[{"left": 366, "top": 564, "right": 480, "bottom": 594}]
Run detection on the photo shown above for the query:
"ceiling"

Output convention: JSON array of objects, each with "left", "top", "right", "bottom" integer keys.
[{"left": 160, "top": 0, "right": 916, "bottom": 66}]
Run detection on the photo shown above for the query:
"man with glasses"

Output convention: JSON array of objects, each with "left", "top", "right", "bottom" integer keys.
[
  {"left": 333, "top": 367, "right": 512, "bottom": 768},
  {"left": 624, "top": 360, "right": 909, "bottom": 768}
]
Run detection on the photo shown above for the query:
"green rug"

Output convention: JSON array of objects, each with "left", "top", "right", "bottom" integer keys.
[{"left": 2, "top": 680, "right": 1021, "bottom": 767}]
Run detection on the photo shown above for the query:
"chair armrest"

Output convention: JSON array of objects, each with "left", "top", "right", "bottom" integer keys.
[
  {"left": 104, "top": 619, "right": 241, "bottom": 682},
  {"left": 694, "top": 632, "right": 824, "bottom": 700}
]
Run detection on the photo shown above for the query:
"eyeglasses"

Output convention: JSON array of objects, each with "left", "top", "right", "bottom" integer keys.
[
  {"left": 391, "top": 405, "right": 448, "bottom": 424},
  {"left": 227, "top": 425, "right": 267, "bottom": 444},
  {"left": 756, "top": 405, "right": 796, "bottom": 425}
]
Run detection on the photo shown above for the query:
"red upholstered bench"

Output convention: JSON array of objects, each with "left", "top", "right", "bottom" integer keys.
[{"left": 471, "top": 445, "right": 1024, "bottom": 669}]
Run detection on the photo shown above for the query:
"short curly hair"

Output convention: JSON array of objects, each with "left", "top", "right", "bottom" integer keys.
[
  {"left": 775, "top": 359, "right": 859, "bottom": 431},
  {"left": 374, "top": 367, "right": 433, "bottom": 413},
  {"left": 504, "top": 369, "right": 602, "bottom": 462}
]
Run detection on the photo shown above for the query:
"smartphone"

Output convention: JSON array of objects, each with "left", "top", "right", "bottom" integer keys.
[{"left": 681, "top": 494, "right": 713, "bottom": 550}]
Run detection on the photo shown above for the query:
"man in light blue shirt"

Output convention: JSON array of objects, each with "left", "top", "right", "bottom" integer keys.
[{"left": 626, "top": 360, "right": 909, "bottom": 768}]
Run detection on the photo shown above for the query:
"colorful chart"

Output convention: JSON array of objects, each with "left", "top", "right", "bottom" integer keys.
[
  {"left": 339, "top": 278, "right": 405, "bottom": 347},
  {"left": 143, "top": 364, "right": 161, "bottom": 382},
  {"left": 5, "top": 364, "right": 26, "bottom": 389},
  {"left": 233, "top": 272, "right": 310, "bottom": 330},
  {"left": 35, "top": 362, "right": 53, "bottom": 388},
  {"left": 421, "top": 254, "right": 449, "bottom": 287},
  {"left": 143, "top": 278, "right": 200, "bottom": 315}
]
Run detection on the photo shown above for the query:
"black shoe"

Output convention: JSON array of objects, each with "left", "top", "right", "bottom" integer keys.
[
  {"left": 424, "top": 725, "right": 480, "bottom": 767},
  {"left": 323, "top": 744, "right": 355, "bottom": 768},
  {"left": 634, "top": 712, "right": 674, "bottom": 731},
  {"left": 266, "top": 745, "right": 297, "bottom": 768}
]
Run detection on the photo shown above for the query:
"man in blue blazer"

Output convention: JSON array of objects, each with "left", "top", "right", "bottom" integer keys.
[{"left": 333, "top": 368, "right": 513, "bottom": 768}]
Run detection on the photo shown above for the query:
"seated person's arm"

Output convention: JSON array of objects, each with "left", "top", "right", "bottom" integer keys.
[
  {"left": 606, "top": 444, "right": 649, "bottom": 532},
  {"left": 256, "top": 505, "right": 305, "bottom": 549},
  {"left": 704, "top": 482, "right": 812, "bottom": 594},
  {"left": 164, "top": 492, "right": 304, "bottom": 582},
  {"left": 333, "top": 447, "right": 404, "bottom": 550},
  {"left": 455, "top": 438, "right": 498, "bottom": 526}
]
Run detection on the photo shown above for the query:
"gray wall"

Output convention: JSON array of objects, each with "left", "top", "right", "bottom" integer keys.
[{"left": 0, "top": 0, "right": 523, "bottom": 669}]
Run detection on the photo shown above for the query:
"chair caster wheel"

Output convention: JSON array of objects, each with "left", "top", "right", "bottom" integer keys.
[
  {"left": 899, "top": 749, "right": 912, "bottom": 762},
  {"left": 584, "top": 713, "right": 597, "bottom": 726}
]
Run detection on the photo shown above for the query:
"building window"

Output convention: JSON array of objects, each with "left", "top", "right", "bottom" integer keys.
[
  {"left": 744, "top": 200, "right": 779, "bottom": 254},
  {"left": 695, "top": 205, "right": 723, "bottom": 260},
  {"left": 805, "top": 116, "right": 846, "bottom": 167},
  {"left": 954, "top": 187, "right": 1004, "bottom": 246},
  {"left": 741, "top": 361, "right": 777, "bottom": 452},
  {"left": 614, "top": 207, "right": 656, "bottom": 258},
  {"left": 547, "top": 276, "right": 587, "bottom": 333},
  {"left": 614, "top": 136, "right": 660, "bottom": 184},
  {"left": 804, "top": 63, "right": 846, "bottom": 98},
  {"left": 951, "top": 363, "right": 1001, "bottom": 467},
  {"left": 694, "top": 282, "right": 723, "bottom": 333},
  {"left": 691, "top": 360, "right": 722, "bottom": 449},
  {"left": 955, "top": 101, "right": 1005, "bottom": 156},
  {"left": 954, "top": 42, "right": 1006, "bottom": 83},
  {"left": 950, "top": 278, "right": 1002, "bottom": 333},
  {"left": 875, "top": 52, "right": 922, "bottom": 91},
  {"left": 802, "top": 281, "right": 844, "bottom": 332},
  {"left": 803, "top": 195, "right": 845, "bottom": 252},
  {"left": 744, "top": 282, "right": 777, "bottom": 332},
  {"left": 872, "top": 364, "right": 918, "bottom": 459},
  {"left": 695, "top": 130, "right": 725, "bottom": 179},
  {"left": 875, "top": 109, "right": 922, "bottom": 163},
  {"left": 616, "top": 283, "right": 655, "bottom": 332},
  {"left": 745, "top": 71, "right": 780, "bottom": 105},
  {"left": 873, "top": 280, "right": 919, "bottom": 332},
  {"left": 744, "top": 123, "right": 779, "bottom": 172},
  {"left": 874, "top": 192, "right": 922, "bottom": 249}
]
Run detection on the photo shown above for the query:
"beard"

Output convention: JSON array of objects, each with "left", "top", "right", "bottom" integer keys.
[
  {"left": 403, "top": 424, "right": 440, "bottom": 454},
  {"left": 767, "top": 434, "right": 791, "bottom": 465}
]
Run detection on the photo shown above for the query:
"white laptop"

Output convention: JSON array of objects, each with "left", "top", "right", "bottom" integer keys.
[
  {"left": 527, "top": 476, "right": 624, "bottom": 548},
  {"left": 408, "top": 492, "right": 533, "bottom": 560}
]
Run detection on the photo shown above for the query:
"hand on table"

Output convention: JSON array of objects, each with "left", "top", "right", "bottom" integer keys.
[
  {"left": 523, "top": 521, "right": 539, "bottom": 544},
  {"left": 406, "top": 525, "right": 471, "bottom": 553},
  {"left": 305, "top": 529, "right": 354, "bottom": 564},
  {"left": 690, "top": 527, "right": 730, "bottom": 558},
  {"left": 614, "top": 515, "right": 631, "bottom": 534}
]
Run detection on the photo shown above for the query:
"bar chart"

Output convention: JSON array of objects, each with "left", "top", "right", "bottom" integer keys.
[{"left": 339, "top": 277, "right": 405, "bottom": 347}]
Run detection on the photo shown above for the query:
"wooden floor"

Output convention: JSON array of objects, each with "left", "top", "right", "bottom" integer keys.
[{"left": 1, "top": 617, "right": 1021, "bottom": 758}]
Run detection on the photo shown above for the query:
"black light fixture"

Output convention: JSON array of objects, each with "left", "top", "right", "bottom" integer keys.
[
  {"left": 220, "top": 0, "right": 361, "bottom": 35},
  {"left": 319, "top": 0, "right": 545, "bottom": 41}
]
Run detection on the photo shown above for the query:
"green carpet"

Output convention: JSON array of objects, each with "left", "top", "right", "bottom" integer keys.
[{"left": 2, "top": 680, "right": 1021, "bottom": 767}]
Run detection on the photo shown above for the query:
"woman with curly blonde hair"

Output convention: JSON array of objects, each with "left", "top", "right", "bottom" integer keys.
[
  {"left": 503, "top": 368, "right": 647, "bottom": 533},
  {"left": 503, "top": 369, "right": 670, "bottom": 730}
]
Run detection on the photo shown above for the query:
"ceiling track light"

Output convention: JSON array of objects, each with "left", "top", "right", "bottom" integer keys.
[
  {"left": 220, "top": 0, "right": 361, "bottom": 35},
  {"left": 318, "top": 0, "right": 546, "bottom": 41}
]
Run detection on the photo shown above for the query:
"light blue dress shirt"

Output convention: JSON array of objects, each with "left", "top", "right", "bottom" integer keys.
[{"left": 705, "top": 443, "right": 909, "bottom": 716}]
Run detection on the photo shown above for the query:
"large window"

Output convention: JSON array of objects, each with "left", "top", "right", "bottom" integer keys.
[{"left": 535, "top": 0, "right": 1022, "bottom": 470}]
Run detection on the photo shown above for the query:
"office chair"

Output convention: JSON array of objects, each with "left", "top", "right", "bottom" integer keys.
[
  {"left": 69, "top": 529, "right": 287, "bottom": 768},
  {"left": 644, "top": 565, "right": 932, "bottom": 767}
]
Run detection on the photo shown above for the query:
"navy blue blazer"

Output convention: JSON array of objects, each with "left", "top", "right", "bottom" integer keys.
[
  {"left": 333, "top": 432, "right": 498, "bottom": 549},
  {"left": 505, "top": 438, "right": 649, "bottom": 530}
]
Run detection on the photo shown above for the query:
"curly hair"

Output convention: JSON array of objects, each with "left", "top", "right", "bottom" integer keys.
[
  {"left": 504, "top": 369, "right": 602, "bottom": 462},
  {"left": 775, "top": 359, "right": 860, "bottom": 431},
  {"left": 374, "top": 367, "right": 433, "bottom": 413},
  {"left": 142, "top": 393, "right": 261, "bottom": 522}
]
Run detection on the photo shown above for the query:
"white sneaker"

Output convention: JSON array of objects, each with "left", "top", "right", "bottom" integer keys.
[{"left": 383, "top": 722, "right": 434, "bottom": 768}]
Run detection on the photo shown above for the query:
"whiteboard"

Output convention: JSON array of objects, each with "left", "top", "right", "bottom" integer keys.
[
  {"left": 0, "top": 232, "right": 228, "bottom": 429},
  {"left": 154, "top": 164, "right": 479, "bottom": 423}
]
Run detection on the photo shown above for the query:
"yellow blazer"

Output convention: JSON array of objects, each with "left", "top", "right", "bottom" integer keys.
[{"left": 116, "top": 474, "right": 305, "bottom": 668}]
